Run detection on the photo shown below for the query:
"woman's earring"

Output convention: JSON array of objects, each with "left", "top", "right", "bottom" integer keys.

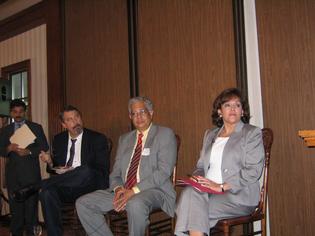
[{"left": 219, "top": 114, "right": 222, "bottom": 118}]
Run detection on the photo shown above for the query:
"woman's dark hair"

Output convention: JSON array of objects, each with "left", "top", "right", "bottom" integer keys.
[{"left": 211, "top": 88, "right": 250, "bottom": 127}]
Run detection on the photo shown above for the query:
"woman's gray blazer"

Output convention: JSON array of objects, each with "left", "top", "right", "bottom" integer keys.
[{"left": 193, "top": 121, "right": 264, "bottom": 207}]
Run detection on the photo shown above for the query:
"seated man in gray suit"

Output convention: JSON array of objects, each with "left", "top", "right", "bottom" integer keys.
[{"left": 76, "top": 96, "right": 177, "bottom": 236}]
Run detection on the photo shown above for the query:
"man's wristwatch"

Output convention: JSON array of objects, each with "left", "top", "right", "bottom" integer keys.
[{"left": 220, "top": 184, "right": 225, "bottom": 192}]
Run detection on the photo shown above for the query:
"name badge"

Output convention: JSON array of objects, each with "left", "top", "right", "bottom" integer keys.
[{"left": 142, "top": 148, "right": 150, "bottom": 156}]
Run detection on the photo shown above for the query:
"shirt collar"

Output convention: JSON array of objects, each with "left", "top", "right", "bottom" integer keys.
[
  {"left": 14, "top": 120, "right": 25, "bottom": 129},
  {"left": 137, "top": 123, "right": 152, "bottom": 137},
  {"left": 68, "top": 130, "right": 83, "bottom": 141}
]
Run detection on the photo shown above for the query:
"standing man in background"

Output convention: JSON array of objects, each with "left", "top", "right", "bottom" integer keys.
[{"left": 0, "top": 99, "right": 49, "bottom": 236}]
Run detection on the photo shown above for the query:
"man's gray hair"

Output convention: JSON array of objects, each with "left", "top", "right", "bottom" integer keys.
[{"left": 128, "top": 96, "right": 154, "bottom": 113}]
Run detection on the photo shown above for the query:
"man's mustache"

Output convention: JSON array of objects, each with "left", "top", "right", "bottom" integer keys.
[
  {"left": 73, "top": 124, "right": 82, "bottom": 129},
  {"left": 73, "top": 124, "right": 83, "bottom": 133}
]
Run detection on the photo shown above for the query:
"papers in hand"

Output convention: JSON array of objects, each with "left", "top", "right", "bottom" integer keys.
[
  {"left": 51, "top": 166, "right": 74, "bottom": 174},
  {"left": 176, "top": 178, "right": 224, "bottom": 194},
  {"left": 10, "top": 124, "right": 36, "bottom": 148}
]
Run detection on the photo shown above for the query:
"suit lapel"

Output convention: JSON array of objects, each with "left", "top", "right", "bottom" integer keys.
[
  {"left": 60, "top": 132, "right": 69, "bottom": 165},
  {"left": 126, "top": 131, "right": 137, "bottom": 158},
  {"left": 7, "top": 123, "right": 15, "bottom": 138},
  {"left": 121, "top": 130, "right": 137, "bottom": 179},
  {"left": 203, "top": 128, "right": 220, "bottom": 172},
  {"left": 143, "top": 124, "right": 157, "bottom": 149},
  {"left": 80, "top": 129, "right": 88, "bottom": 165},
  {"left": 24, "top": 121, "right": 37, "bottom": 139},
  {"left": 221, "top": 121, "right": 244, "bottom": 170},
  {"left": 138, "top": 124, "right": 157, "bottom": 179}
]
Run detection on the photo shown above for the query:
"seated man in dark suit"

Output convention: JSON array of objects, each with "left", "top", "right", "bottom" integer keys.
[
  {"left": 76, "top": 96, "right": 177, "bottom": 236},
  {"left": 14, "top": 105, "right": 110, "bottom": 236}
]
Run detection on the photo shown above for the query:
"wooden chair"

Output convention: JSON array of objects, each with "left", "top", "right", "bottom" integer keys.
[
  {"left": 106, "top": 134, "right": 181, "bottom": 236},
  {"left": 61, "top": 137, "right": 113, "bottom": 230},
  {"left": 211, "top": 128, "right": 273, "bottom": 236}
]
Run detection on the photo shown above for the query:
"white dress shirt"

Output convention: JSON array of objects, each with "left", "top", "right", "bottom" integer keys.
[{"left": 65, "top": 132, "right": 83, "bottom": 168}]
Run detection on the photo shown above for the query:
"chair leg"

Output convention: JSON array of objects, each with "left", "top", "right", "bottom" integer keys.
[
  {"left": 261, "top": 219, "right": 266, "bottom": 236},
  {"left": 171, "top": 216, "right": 176, "bottom": 235},
  {"left": 243, "top": 223, "right": 249, "bottom": 235},
  {"left": 146, "top": 225, "right": 150, "bottom": 236},
  {"left": 222, "top": 225, "right": 230, "bottom": 236},
  {"left": 145, "top": 213, "right": 151, "bottom": 236},
  {"left": 243, "top": 222, "right": 253, "bottom": 235}
]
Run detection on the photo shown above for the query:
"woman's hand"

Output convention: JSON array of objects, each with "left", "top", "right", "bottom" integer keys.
[{"left": 194, "top": 176, "right": 222, "bottom": 192}]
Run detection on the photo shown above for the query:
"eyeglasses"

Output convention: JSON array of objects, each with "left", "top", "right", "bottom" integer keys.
[
  {"left": 130, "top": 109, "right": 148, "bottom": 118},
  {"left": 222, "top": 102, "right": 242, "bottom": 110}
]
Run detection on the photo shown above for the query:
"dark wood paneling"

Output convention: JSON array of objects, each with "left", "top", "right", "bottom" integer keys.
[
  {"left": 46, "top": 0, "right": 64, "bottom": 141},
  {"left": 0, "top": 0, "right": 64, "bottom": 141},
  {"left": 137, "top": 0, "right": 236, "bottom": 178},
  {"left": 127, "top": 0, "right": 139, "bottom": 97},
  {"left": 232, "top": 0, "right": 248, "bottom": 98},
  {"left": 65, "top": 0, "right": 130, "bottom": 165},
  {"left": 256, "top": 0, "right": 315, "bottom": 235}
]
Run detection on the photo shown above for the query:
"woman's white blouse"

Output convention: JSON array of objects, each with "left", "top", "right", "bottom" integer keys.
[{"left": 206, "top": 137, "right": 229, "bottom": 184}]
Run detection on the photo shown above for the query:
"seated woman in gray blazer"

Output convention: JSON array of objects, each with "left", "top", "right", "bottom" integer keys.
[{"left": 175, "top": 88, "right": 265, "bottom": 236}]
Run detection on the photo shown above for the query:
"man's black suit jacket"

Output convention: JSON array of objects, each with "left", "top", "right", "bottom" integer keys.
[
  {"left": 50, "top": 128, "right": 110, "bottom": 190},
  {"left": 0, "top": 120, "right": 49, "bottom": 191}
]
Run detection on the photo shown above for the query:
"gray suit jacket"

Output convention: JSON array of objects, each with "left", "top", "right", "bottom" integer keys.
[
  {"left": 110, "top": 124, "right": 177, "bottom": 216},
  {"left": 194, "top": 121, "right": 264, "bottom": 206}
]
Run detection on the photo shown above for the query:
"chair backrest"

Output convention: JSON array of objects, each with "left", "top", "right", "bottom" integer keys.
[
  {"left": 172, "top": 134, "right": 181, "bottom": 186},
  {"left": 107, "top": 137, "right": 113, "bottom": 155},
  {"left": 252, "top": 128, "right": 273, "bottom": 217}
]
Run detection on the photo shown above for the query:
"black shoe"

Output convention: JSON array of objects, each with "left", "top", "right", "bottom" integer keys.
[
  {"left": 26, "top": 225, "right": 43, "bottom": 236},
  {"left": 10, "top": 233, "right": 23, "bottom": 236},
  {"left": 11, "top": 184, "right": 40, "bottom": 202}
]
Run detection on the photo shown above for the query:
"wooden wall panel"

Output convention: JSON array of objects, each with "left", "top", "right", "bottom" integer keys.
[
  {"left": 137, "top": 0, "right": 236, "bottom": 178},
  {"left": 256, "top": 1, "right": 315, "bottom": 235},
  {"left": 65, "top": 0, "right": 130, "bottom": 164}
]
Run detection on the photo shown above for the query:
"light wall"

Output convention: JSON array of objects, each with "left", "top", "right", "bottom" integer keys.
[{"left": 0, "top": 24, "right": 49, "bottom": 167}]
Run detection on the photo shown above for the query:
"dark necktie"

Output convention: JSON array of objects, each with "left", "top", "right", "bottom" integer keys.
[
  {"left": 66, "top": 139, "right": 77, "bottom": 167},
  {"left": 125, "top": 133, "right": 143, "bottom": 189}
]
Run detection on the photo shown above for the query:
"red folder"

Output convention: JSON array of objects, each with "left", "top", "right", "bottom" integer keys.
[{"left": 176, "top": 178, "right": 224, "bottom": 194}]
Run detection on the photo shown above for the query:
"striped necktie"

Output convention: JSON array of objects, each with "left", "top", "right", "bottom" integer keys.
[{"left": 125, "top": 133, "right": 143, "bottom": 189}]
